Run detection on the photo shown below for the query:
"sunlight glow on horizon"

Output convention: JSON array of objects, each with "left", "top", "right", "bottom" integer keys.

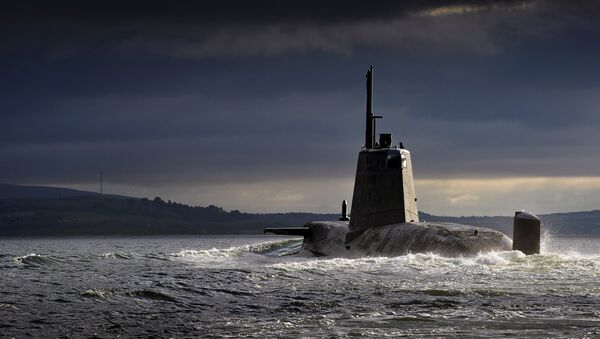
[{"left": 54, "top": 175, "right": 600, "bottom": 217}]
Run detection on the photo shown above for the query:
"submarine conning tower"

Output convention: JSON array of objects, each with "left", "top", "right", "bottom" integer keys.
[{"left": 349, "top": 66, "right": 419, "bottom": 231}]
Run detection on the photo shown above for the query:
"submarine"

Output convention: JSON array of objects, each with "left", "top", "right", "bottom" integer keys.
[{"left": 266, "top": 66, "right": 541, "bottom": 258}]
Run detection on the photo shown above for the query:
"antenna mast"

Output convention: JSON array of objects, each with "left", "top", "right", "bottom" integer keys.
[
  {"left": 100, "top": 169, "right": 103, "bottom": 195},
  {"left": 365, "top": 65, "right": 382, "bottom": 149}
]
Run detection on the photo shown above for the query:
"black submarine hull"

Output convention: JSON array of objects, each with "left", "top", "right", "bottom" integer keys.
[
  {"left": 301, "top": 221, "right": 512, "bottom": 257},
  {"left": 264, "top": 66, "right": 539, "bottom": 257}
]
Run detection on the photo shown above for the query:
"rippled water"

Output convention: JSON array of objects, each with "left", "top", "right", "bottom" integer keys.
[{"left": 0, "top": 235, "right": 599, "bottom": 337}]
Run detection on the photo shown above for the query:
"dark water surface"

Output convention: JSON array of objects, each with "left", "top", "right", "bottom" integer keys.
[{"left": 0, "top": 235, "right": 599, "bottom": 338}]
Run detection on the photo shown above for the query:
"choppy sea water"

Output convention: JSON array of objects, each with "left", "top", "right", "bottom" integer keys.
[{"left": 0, "top": 235, "right": 599, "bottom": 338}]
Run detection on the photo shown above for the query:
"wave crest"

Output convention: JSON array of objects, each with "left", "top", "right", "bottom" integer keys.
[
  {"left": 170, "top": 239, "right": 303, "bottom": 259},
  {"left": 81, "top": 288, "right": 114, "bottom": 299},
  {"left": 127, "top": 290, "right": 177, "bottom": 302},
  {"left": 269, "top": 250, "right": 600, "bottom": 273},
  {"left": 102, "top": 252, "right": 132, "bottom": 260},
  {"left": 14, "top": 253, "right": 59, "bottom": 267}
]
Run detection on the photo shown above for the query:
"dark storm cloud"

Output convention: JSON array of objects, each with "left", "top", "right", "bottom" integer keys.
[
  {"left": 0, "top": 85, "right": 362, "bottom": 184},
  {"left": 3, "top": 0, "right": 599, "bottom": 60},
  {"left": 0, "top": 0, "right": 540, "bottom": 58},
  {"left": 1, "top": 0, "right": 522, "bottom": 26},
  {"left": 2, "top": 0, "right": 600, "bottom": 195}
]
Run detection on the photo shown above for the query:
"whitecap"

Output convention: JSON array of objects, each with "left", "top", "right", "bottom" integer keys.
[
  {"left": 170, "top": 239, "right": 302, "bottom": 259},
  {"left": 102, "top": 252, "right": 132, "bottom": 260},
  {"left": 14, "top": 253, "right": 59, "bottom": 266},
  {"left": 81, "top": 288, "right": 112, "bottom": 299}
]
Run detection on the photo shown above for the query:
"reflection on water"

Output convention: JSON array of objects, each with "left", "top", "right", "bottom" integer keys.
[{"left": 0, "top": 235, "right": 599, "bottom": 337}]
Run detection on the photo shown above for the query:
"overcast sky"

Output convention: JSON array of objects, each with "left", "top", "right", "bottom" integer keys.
[{"left": 2, "top": 0, "right": 600, "bottom": 216}]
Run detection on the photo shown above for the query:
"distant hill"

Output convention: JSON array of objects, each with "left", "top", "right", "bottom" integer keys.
[
  {"left": 0, "top": 183, "right": 127, "bottom": 200},
  {"left": 419, "top": 211, "right": 600, "bottom": 236},
  {"left": 0, "top": 183, "right": 598, "bottom": 236},
  {"left": 534, "top": 210, "right": 600, "bottom": 236},
  {"left": 0, "top": 192, "right": 337, "bottom": 236}
]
